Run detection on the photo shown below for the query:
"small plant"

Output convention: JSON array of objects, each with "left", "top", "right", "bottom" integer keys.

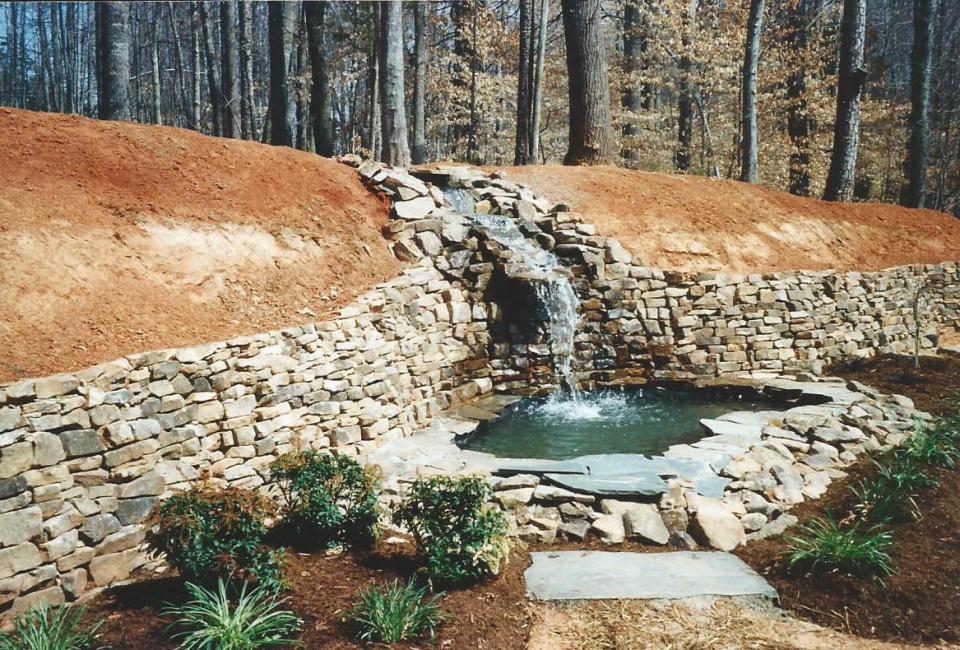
[
  {"left": 394, "top": 475, "right": 510, "bottom": 586},
  {"left": 786, "top": 516, "right": 895, "bottom": 578},
  {"left": 146, "top": 485, "right": 285, "bottom": 591},
  {"left": 0, "top": 603, "right": 104, "bottom": 650},
  {"left": 904, "top": 418, "right": 959, "bottom": 469},
  {"left": 162, "top": 579, "right": 302, "bottom": 650},
  {"left": 270, "top": 452, "right": 381, "bottom": 548},
  {"left": 349, "top": 579, "right": 445, "bottom": 644},
  {"left": 851, "top": 456, "right": 937, "bottom": 523}
]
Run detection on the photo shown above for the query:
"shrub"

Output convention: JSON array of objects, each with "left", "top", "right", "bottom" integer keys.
[
  {"left": 162, "top": 579, "right": 302, "bottom": 650},
  {"left": 0, "top": 603, "right": 104, "bottom": 650},
  {"left": 394, "top": 475, "right": 509, "bottom": 586},
  {"left": 349, "top": 579, "right": 445, "bottom": 644},
  {"left": 146, "top": 485, "right": 285, "bottom": 591},
  {"left": 786, "top": 516, "right": 894, "bottom": 578},
  {"left": 851, "top": 456, "right": 937, "bottom": 523},
  {"left": 270, "top": 452, "right": 380, "bottom": 548}
]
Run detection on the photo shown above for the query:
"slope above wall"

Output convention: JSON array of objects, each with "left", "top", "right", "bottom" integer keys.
[
  {"left": 0, "top": 109, "right": 401, "bottom": 383},
  {"left": 501, "top": 165, "right": 960, "bottom": 275}
]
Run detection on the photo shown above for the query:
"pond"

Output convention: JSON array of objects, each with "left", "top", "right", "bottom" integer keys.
[{"left": 457, "top": 387, "right": 775, "bottom": 460}]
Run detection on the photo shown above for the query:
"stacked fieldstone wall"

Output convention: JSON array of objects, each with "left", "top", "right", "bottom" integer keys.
[
  {"left": 0, "top": 258, "right": 491, "bottom": 615},
  {"left": 0, "top": 158, "right": 957, "bottom": 615}
]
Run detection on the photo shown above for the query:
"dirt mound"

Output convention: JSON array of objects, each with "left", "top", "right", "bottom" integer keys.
[
  {"left": 0, "top": 108, "right": 400, "bottom": 382},
  {"left": 500, "top": 165, "right": 960, "bottom": 274}
]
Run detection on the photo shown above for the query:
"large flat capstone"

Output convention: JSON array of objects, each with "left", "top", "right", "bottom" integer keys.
[{"left": 525, "top": 551, "right": 777, "bottom": 601}]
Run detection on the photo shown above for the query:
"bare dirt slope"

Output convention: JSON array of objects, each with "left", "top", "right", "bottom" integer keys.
[
  {"left": 502, "top": 166, "right": 960, "bottom": 274},
  {"left": 0, "top": 108, "right": 400, "bottom": 383}
]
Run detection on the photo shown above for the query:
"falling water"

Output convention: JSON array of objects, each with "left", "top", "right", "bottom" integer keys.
[{"left": 445, "top": 187, "right": 609, "bottom": 416}]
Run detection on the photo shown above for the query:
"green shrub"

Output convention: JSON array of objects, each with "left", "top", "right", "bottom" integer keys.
[
  {"left": 146, "top": 485, "right": 285, "bottom": 591},
  {"left": 785, "top": 516, "right": 894, "bottom": 578},
  {"left": 162, "top": 579, "right": 302, "bottom": 650},
  {"left": 0, "top": 603, "right": 104, "bottom": 650},
  {"left": 851, "top": 456, "right": 937, "bottom": 523},
  {"left": 349, "top": 579, "right": 445, "bottom": 644},
  {"left": 270, "top": 452, "right": 380, "bottom": 548},
  {"left": 394, "top": 475, "right": 509, "bottom": 586}
]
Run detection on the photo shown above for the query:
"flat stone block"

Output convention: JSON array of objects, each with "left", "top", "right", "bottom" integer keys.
[{"left": 525, "top": 551, "right": 777, "bottom": 601}]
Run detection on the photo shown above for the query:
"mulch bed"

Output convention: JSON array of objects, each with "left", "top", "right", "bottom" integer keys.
[
  {"left": 84, "top": 541, "right": 532, "bottom": 650},
  {"left": 737, "top": 353, "right": 960, "bottom": 645}
]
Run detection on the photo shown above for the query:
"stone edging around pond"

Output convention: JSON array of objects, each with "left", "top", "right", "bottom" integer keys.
[{"left": 366, "top": 375, "right": 928, "bottom": 551}]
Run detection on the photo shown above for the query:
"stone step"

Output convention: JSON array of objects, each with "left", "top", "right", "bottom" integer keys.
[{"left": 525, "top": 550, "right": 777, "bottom": 601}]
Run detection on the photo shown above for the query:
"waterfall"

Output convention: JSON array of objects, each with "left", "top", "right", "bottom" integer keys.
[{"left": 443, "top": 188, "right": 583, "bottom": 404}]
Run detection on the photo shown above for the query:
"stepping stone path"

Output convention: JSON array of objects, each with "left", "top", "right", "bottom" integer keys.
[{"left": 525, "top": 551, "right": 777, "bottom": 601}]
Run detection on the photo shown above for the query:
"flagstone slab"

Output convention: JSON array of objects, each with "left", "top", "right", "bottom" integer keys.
[{"left": 525, "top": 551, "right": 778, "bottom": 601}]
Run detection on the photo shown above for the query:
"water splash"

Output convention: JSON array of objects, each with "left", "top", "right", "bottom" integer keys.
[{"left": 443, "top": 187, "right": 585, "bottom": 409}]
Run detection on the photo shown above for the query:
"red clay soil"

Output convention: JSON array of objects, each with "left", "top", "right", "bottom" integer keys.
[
  {"left": 738, "top": 353, "right": 960, "bottom": 644},
  {"left": 84, "top": 542, "right": 531, "bottom": 650},
  {"left": 0, "top": 108, "right": 400, "bottom": 383},
  {"left": 501, "top": 165, "right": 960, "bottom": 275}
]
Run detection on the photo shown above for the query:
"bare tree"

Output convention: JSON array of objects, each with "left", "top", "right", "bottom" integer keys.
[
  {"left": 96, "top": 2, "right": 131, "bottom": 121},
  {"left": 238, "top": 0, "right": 256, "bottom": 140},
  {"left": 740, "top": 0, "right": 765, "bottom": 183},
  {"left": 676, "top": 0, "right": 699, "bottom": 172},
  {"left": 305, "top": 1, "right": 334, "bottom": 156},
  {"left": 377, "top": 0, "right": 410, "bottom": 166},
  {"left": 514, "top": 0, "right": 533, "bottom": 165},
  {"left": 412, "top": 0, "right": 429, "bottom": 164},
  {"left": 904, "top": 0, "right": 936, "bottom": 208},
  {"left": 622, "top": 0, "right": 649, "bottom": 166},
  {"left": 530, "top": 0, "right": 548, "bottom": 163},
  {"left": 824, "top": 0, "right": 867, "bottom": 202},
  {"left": 268, "top": 0, "right": 292, "bottom": 146},
  {"left": 785, "top": 0, "right": 815, "bottom": 196},
  {"left": 220, "top": 0, "right": 240, "bottom": 138},
  {"left": 561, "top": 0, "right": 613, "bottom": 165}
]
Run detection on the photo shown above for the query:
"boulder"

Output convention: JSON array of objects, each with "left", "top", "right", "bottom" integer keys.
[
  {"left": 687, "top": 495, "right": 746, "bottom": 551},
  {"left": 591, "top": 513, "right": 626, "bottom": 544},
  {"left": 622, "top": 505, "right": 670, "bottom": 545}
]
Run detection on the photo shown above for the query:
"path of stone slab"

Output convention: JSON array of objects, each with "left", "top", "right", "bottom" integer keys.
[{"left": 525, "top": 550, "right": 777, "bottom": 601}]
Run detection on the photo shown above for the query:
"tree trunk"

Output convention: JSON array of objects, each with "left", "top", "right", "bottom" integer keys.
[
  {"left": 786, "top": 0, "right": 813, "bottom": 196},
  {"left": 530, "top": 0, "right": 548, "bottom": 162},
  {"left": 238, "top": 0, "right": 256, "bottom": 140},
  {"left": 621, "top": 0, "right": 649, "bottom": 165},
  {"left": 904, "top": 0, "right": 935, "bottom": 208},
  {"left": 368, "top": 3, "right": 381, "bottom": 160},
  {"left": 412, "top": 0, "right": 429, "bottom": 164},
  {"left": 199, "top": 2, "right": 222, "bottom": 136},
  {"left": 221, "top": 1, "right": 240, "bottom": 138},
  {"left": 9, "top": 2, "right": 18, "bottom": 108},
  {"left": 739, "top": 0, "right": 764, "bottom": 183},
  {"left": 97, "top": 2, "right": 131, "bottom": 121},
  {"left": 561, "top": 0, "right": 613, "bottom": 165},
  {"left": 268, "top": 0, "right": 292, "bottom": 146},
  {"left": 149, "top": 4, "right": 162, "bottom": 125},
  {"left": 166, "top": 2, "right": 192, "bottom": 128},
  {"left": 823, "top": 0, "right": 867, "bottom": 202},
  {"left": 377, "top": 0, "right": 410, "bottom": 166},
  {"left": 514, "top": 0, "right": 533, "bottom": 165},
  {"left": 676, "top": 0, "right": 699, "bottom": 172},
  {"left": 294, "top": 6, "right": 309, "bottom": 150},
  {"left": 305, "top": 1, "right": 334, "bottom": 156},
  {"left": 191, "top": 3, "right": 202, "bottom": 130}
]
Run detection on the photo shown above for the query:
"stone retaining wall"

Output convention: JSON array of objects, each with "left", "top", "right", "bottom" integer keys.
[
  {"left": 0, "top": 259, "right": 491, "bottom": 615},
  {"left": 0, "top": 158, "right": 957, "bottom": 615}
]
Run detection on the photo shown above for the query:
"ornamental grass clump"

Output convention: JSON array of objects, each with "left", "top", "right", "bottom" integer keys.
[
  {"left": 0, "top": 603, "right": 104, "bottom": 650},
  {"left": 146, "top": 485, "right": 285, "bottom": 591},
  {"left": 394, "top": 475, "right": 509, "bottom": 586},
  {"left": 851, "top": 456, "right": 937, "bottom": 523},
  {"left": 349, "top": 579, "right": 445, "bottom": 644},
  {"left": 785, "top": 516, "right": 895, "bottom": 578},
  {"left": 270, "top": 451, "right": 381, "bottom": 549},
  {"left": 161, "top": 579, "right": 302, "bottom": 650}
]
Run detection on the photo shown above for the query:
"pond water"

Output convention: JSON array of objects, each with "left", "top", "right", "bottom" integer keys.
[{"left": 457, "top": 388, "right": 772, "bottom": 460}]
